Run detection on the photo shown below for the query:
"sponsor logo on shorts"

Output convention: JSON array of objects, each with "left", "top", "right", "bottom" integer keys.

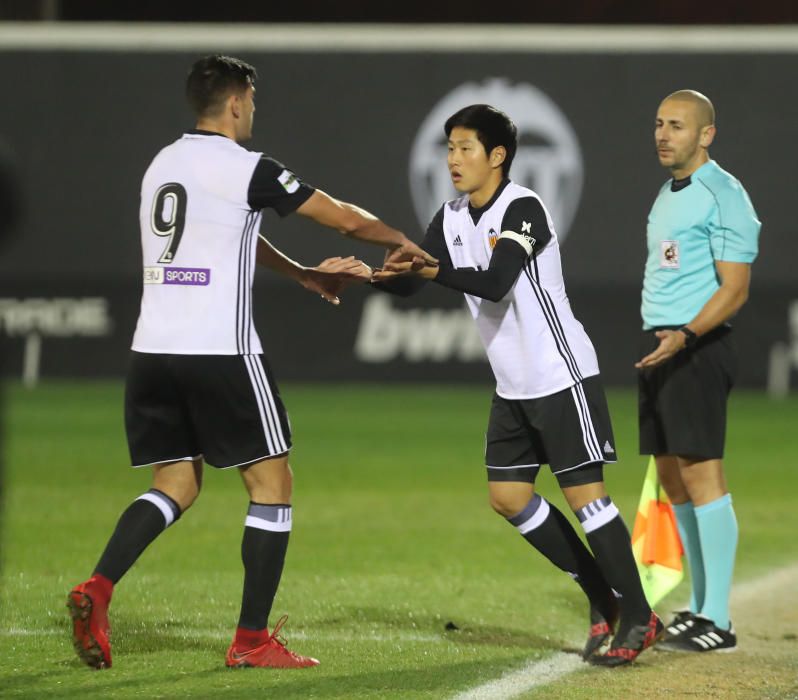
[{"left": 144, "top": 266, "right": 211, "bottom": 286}]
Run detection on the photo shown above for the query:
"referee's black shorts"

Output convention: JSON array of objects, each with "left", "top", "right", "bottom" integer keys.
[
  {"left": 124, "top": 352, "right": 292, "bottom": 469},
  {"left": 638, "top": 326, "right": 736, "bottom": 460}
]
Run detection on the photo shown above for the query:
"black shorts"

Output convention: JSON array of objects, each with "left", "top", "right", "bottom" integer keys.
[
  {"left": 124, "top": 352, "right": 292, "bottom": 469},
  {"left": 485, "top": 375, "right": 617, "bottom": 483},
  {"left": 638, "top": 326, "right": 736, "bottom": 460}
]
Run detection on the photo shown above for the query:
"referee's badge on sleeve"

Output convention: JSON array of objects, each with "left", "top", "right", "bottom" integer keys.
[{"left": 660, "top": 240, "right": 680, "bottom": 269}]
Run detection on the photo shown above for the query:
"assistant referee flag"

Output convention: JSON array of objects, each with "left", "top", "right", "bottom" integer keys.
[{"left": 631, "top": 457, "right": 684, "bottom": 606}]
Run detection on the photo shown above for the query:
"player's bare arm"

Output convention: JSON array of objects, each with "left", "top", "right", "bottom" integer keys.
[
  {"left": 255, "top": 236, "right": 371, "bottom": 305},
  {"left": 636, "top": 260, "right": 751, "bottom": 369},
  {"left": 296, "top": 189, "right": 437, "bottom": 266}
]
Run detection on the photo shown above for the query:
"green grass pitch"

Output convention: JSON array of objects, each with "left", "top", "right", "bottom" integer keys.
[{"left": 1, "top": 382, "right": 795, "bottom": 698}]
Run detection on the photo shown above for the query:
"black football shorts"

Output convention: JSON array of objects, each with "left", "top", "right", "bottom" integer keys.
[
  {"left": 638, "top": 326, "right": 736, "bottom": 460},
  {"left": 485, "top": 374, "right": 617, "bottom": 484},
  {"left": 125, "top": 352, "right": 292, "bottom": 469}
]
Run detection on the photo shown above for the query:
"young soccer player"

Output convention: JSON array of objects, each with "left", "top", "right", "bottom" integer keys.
[
  {"left": 67, "top": 54, "right": 433, "bottom": 671},
  {"left": 374, "top": 104, "right": 662, "bottom": 665}
]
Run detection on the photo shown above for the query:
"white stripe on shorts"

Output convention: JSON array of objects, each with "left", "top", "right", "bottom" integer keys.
[
  {"left": 243, "top": 354, "right": 288, "bottom": 456},
  {"left": 486, "top": 463, "right": 540, "bottom": 470},
  {"left": 570, "top": 383, "right": 603, "bottom": 463}
]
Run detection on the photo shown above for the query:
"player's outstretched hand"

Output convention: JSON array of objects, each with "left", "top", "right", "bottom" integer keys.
[
  {"left": 635, "top": 329, "right": 687, "bottom": 369},
  {"left": 372, "top": 255, "right": 438, "bottom": 283},
  {"left": 302, "top": 256, "right": 373, "bottom": 305},
  {"left": 385, "top": 239, "right": 438, "bottom": 267}
]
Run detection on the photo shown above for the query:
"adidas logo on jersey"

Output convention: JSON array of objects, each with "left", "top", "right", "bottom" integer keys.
[
  {"left": 453, "top": 234, "right": 463, "bottom": 246},
  {"left": 603, "top": 441, "right": 615, "bottom": 454}
]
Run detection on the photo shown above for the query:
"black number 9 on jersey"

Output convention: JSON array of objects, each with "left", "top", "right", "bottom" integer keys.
[{"left": 151, "top": 183, "right": 187, "bottom": 264}]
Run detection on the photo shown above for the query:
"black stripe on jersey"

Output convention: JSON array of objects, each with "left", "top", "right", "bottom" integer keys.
[
  {"left": 522, "top": 259, "right": 583, "bottom": 383},
  {"left": 541, "top": 286, "right": 583, "bottom": 382},
  {"left": 244, "top": 218, "right": 257, "bottom": 353},
  {"left": 525, "top": 257, "right": 583, "bottom": 382},
  {"left": 236, "top": 212, "right": 257, "bottom": 354},
  {"left": 236, "top": 213, "right": 250, "bottom": 353},
  {"left": 523, "top": 257, "right": 601, "bottom": 460}
]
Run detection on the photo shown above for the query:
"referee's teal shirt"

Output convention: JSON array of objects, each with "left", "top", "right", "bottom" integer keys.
[{"left": 642, "top": 159, "right": 760, "bottom": 329}]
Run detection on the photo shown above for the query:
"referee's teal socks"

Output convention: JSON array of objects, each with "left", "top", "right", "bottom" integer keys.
[
  {"left": 695, "top": 493, "right": 738, "bottom": 630},
  {"left": 672, "top": 501, "right": 705, "bottom": 612}
]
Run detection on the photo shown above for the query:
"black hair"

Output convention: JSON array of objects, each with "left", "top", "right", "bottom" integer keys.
[
  {"left": 444, "top": 104, "right": 518, "bottom": 176},
  {"left": 185, "top": 55, "right": 257, "bottom": 117}
]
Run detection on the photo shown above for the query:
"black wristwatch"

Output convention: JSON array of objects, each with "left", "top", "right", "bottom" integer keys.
[{"left": 679, "top": 326, "right": 698, "bottom": 348}]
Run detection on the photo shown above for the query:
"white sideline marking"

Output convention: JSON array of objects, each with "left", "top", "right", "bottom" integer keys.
[
  {"left": 451, "top": 653, "right": 583, "bottom": 700},
  {"left": 449, "top": 561, "right": 798, "bottom": 700},
  {"left": 730, "top": 562, "right": 798, "bottom": 602}
]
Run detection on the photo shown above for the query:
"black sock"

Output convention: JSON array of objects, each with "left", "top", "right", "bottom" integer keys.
[
  {"left": 507, "top": 494, "right": 616, "bottom": 621},
  {"left": 94, "top": 488, "right": 181, "bottom": 584},
  {"left": 237, "top": 503, "right": 291, "bottom": 631},
  {"left": 576, "top": 497, "right": 651, "bottom": 633}
]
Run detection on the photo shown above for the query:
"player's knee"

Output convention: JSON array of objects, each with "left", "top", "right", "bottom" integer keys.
[
  {"left": 242, "top": 458, "right": 293, "bottom": 503},
  {"left": 489, "top": 489, "right": 533, "bottom": 518},
  {"left": 163, "top": 481, "right": 201, "bottom": 512},
  {"left": 152, "top": 461, "right": 202, "bottom": 512},
  {"left": 179, "top": 483, "right": 201, "bottom": 510}
]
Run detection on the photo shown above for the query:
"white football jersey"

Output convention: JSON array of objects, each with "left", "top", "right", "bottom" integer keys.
[
  {"left": 132, "top": 133, "right": 264, "bottom": 354},
  {"left": 442, "top": 182, "right": 600, "bottom": 399}
]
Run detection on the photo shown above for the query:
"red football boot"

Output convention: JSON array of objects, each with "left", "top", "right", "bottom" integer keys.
[
  {"left": 226, "top": 615, "right": 319, "bottom": 669},
  {"left": 589, "top": 611, "right": 664, "bottom": 667},
  {"left": 582, "top": 602, "right": 619, "bottom": 660},
  {"left": 67, "top": 575, "right": 113, "bottom": 670}
]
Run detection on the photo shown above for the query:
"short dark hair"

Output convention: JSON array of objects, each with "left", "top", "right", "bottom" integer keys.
[
  {"left": 444, "top": 104, "right": 518, "bottom": 177},
  {"left": 185, "top": 55, "right": 257, "bottom": 117}
]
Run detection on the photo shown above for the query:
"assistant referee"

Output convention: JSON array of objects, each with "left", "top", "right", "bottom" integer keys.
[{"left": 636, "top": 90, "right": 760, "bottom": 653}]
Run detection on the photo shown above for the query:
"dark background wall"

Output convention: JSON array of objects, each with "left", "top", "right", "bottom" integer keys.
[
  {"left": 4, "top": 0, "right": 798, "bottom": 23},
  {"left": 0, "top": 24, "right": 794, "bottom": 387}
]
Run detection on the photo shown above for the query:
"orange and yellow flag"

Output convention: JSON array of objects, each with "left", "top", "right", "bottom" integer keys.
[{"left": 631, "top": 457, "right": 684, "bottom": 606}]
